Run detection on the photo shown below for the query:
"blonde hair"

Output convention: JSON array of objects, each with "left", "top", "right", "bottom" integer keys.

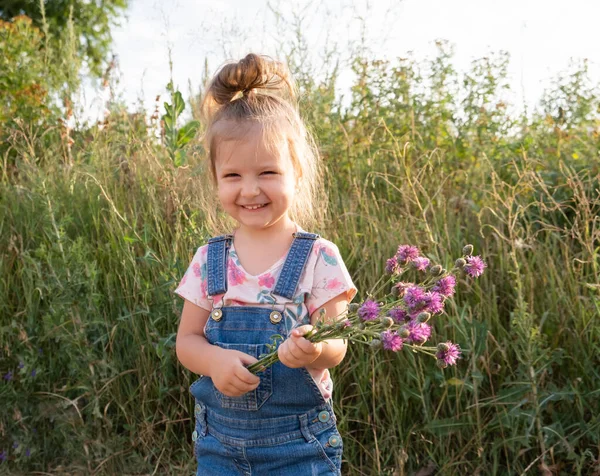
[{"left": 198, "top": 53, "right": 324, "bottom": 233}]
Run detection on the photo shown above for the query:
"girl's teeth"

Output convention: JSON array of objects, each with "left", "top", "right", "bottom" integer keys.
[{"left": 244, "top": 204, "right": 265, "bottom": 210}]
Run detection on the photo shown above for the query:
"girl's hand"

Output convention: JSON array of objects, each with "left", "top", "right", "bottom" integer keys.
[
  {"left": 211, "top": 348, "right": 261, "bottom": 397},
  {"left": 278, "top": 325, "right": 323, "bottom": 369}
]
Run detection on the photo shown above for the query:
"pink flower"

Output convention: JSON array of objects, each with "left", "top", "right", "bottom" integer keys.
[
  {"left": 192, "top": 262, "right": 202, "bottom": 277},
  {"left": 228, "top": 261, "right": 246, "bottom": 286},
  {"left": 406, "top": 321, "right": 432, "bottom": 345},
  {"left": 396, "top": 245, "right": 420, "bottom": 263},
  {"left": 411, "top": 257, "right": 430, "bottom": 271},
  {"left": 385, "top": 256, "right": 400, "bottom": 274},
  {"left": 325, "top": 278, "right": 343, "bottom": 291},
  {"left": 432, "top": 275, "right": 456, "bottom": 297},
  {"left": 258, "top": 273, "right": 275, "bottom": 288},
  {"left": 388, "top": 307, "right": 409, "bottom": 323},
  {"left": 381, "top": 330, "right": 404, "bottom": 352},
  {"left": 436, "top": 341, "right": 461, "bottom": 366},
  {"left": 464, "top": 256, "right": 487, "bottom": 278}
]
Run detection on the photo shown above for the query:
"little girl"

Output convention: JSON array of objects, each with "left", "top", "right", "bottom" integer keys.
[{"left": 174, "top": 53, "right": 357, "bottom": 475}]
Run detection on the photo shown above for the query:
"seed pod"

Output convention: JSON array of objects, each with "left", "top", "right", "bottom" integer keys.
[
  {"left": 437, "top": 342, "right": 450, "bottom": 352},
  {"left": 417, "top": 312, "right": 431, "bottom": 323},
  {"left": 358, "top": 323, "right": 365, "bottom": 331},
  {"left": 369, "top": 339, "right": 382, "bottom": 350},
  {"left": 391, "top": 285, "right": 400, "bottom": 297},
  {"left": 381, "top": 316, "right": 394, "bottom": 328},
  {"left": 399, "top": 326, "right": 410, "bottom": 338},
  {"left": 462, "top": 244, "right": 474, "bottom": 256},
  {"left": 436, "top": 359, "right": 448, "bottom": 369},
  {"left": 455, "top": 258, "right": 466, "bottom": 268},
  {"left": 348, "top": 303, "right": 360, "bottom": 313},
  {"left": 430, "top": 265, "right": 443, "bottom": 276}
]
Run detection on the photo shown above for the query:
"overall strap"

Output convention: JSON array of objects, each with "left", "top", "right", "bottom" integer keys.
[
  {"left": 273, "top": 232, "right": 320, "bottom": 300},
  {"left": 206, "top": 234, "right": 233, "bottom": 296}
]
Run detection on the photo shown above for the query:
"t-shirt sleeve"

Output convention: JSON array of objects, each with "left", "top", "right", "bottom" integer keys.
[
  {"left": 305, "top": 240, "right": 358, "bottom": 317},
  {"left": 174, "top": 245, "right": 211, "bottom": 311}
]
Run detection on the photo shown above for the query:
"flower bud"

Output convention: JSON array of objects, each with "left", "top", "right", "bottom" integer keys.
[
  {"left": 399, "top": 326, "right": 410, "bottom": 338},
  {"left": 462, "top": 244, "right": 474, "bottom": 256},
  {"left": 358, "top": 323, "right": 365, "bottom": 330},
  {"left": 417, "top": 312, "right": 431, "bottom": 323},
  {"left": 430, "top": 265, "right": 443, "bottom": 276},
  {"left": 391, "top": 285, "right": 400, "bottom": 297},
  {"left": 348, "top": 303, "right": 360, "bottom": 313},
  {"left": 437, "top": 342, "right": 450, "bottom": 352},
  {"left": 436, "top": 359, "right": 448, "bottom": 369},
  {"left": 455, "top": 258, "right": 466, "bottom": 268},
  {"left": 369, "top": 339, "right": 382, "bottom": 350},
  {"left": 380, "top": 316, "right": 394, "bottom": 328}
]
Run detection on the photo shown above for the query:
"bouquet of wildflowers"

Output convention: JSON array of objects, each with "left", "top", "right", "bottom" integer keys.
[{"left": 247, "top": 244, "right": 486, "bottom": 375}]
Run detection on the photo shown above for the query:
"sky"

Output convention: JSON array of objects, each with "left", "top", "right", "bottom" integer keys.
[{"left": 77, "top": 0, "right": 600, "bottom": 125}]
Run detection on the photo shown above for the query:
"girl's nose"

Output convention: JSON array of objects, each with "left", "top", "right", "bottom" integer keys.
[{"left": 241, "top": 178, "right": 260, "bottom": 197}]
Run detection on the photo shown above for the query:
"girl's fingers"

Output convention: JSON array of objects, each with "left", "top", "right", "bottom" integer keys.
[
  {"left": 235, "top": 365, "right": 260, "bottom": 385},
  {"left": 292, "top": 325, "right": 314, "bottom": 337}
]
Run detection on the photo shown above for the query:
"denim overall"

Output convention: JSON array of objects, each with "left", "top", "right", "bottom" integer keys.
[{"left": 190, "top": 232, "right": 343, "bottom": 475}]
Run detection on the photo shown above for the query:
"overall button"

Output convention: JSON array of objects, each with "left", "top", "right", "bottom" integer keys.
[
  {"left": 269, "top": 311, "right": 282, "bottom": 324},
  {"left": 318, "top": 411, "right": 330, "bottom": 423},
  {"left": 192, "top": 430, "right": 198, "bottom": 441},
  {"left": 210, "top": 309, "right": 223, "bottom": 321},
  {"left": 328, "top": 435, "right": 341, "bottom": 447},
  {"left": 194, "top": 404, "right": 202, "bottom": 416}
]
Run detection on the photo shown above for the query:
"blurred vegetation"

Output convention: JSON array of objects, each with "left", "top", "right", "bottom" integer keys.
[
  {"left": 0, "top": 0, "right": 128, "bottom": 77},
  {"left": 1, "top": 7, "right": 600, "bottom": 476}
]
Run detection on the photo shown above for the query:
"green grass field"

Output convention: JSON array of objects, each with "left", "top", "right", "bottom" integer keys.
[{"left": 1, "top": 35, "right": 600, "bottom": 474}]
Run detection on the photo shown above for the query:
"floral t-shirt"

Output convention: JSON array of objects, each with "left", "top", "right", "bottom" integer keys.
[{"left": 174, "top": 234, "right": 357, "bottom": 400}]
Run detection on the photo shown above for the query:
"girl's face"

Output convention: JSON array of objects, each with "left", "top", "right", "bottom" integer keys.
[{"left": 214, "top": 124, "right": 298, "bottom": 232}]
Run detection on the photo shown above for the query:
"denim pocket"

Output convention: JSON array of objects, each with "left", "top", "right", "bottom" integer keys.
[
  {"left": 213, "top": 342, "right": 273, "bottom": 411},
  {"left": 309, "top": 426, "right": 343, "bottom": 474}
]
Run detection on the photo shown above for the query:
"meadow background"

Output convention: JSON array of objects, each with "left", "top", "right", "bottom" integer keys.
[{"left": 1, "top": 2, "right": 600, "bottom": 475}]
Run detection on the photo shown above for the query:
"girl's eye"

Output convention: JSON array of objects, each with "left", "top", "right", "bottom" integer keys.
[
  {"left": 261, "top": 171, "right": 277, "bottom": 175},
  {"left": 223, "top": 173, "right": 240, "bottom": 178}
]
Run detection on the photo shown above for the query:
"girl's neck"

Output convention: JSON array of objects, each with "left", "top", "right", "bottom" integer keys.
[{"left": 233, "top": 217, "right": 298, "bottom": 244}]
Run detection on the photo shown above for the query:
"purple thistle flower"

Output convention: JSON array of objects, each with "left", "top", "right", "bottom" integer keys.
[
  {"left": 380, "top": 330, "right": 404, "bottom": 352},
  {"left": 31, "top": 369, "right": 37, "bottom": 378},
  {"left": 407, "top": 321, "right": 432, "bottom": 345},
  {"left": 404, "top": 286, "right": 427, "bottom": 310},
  {"left": 436, "top": 341, "right": 461, "bottom": 366},
  {"left": 0, "top": 450, "right": 6, "bottom": 462},
  {"left": 432, "top": 275, "right": 456, "bottom": 297},
  {"left": 358, "top": 299, "right": 380, "bottom": 321},
  {"left": 18, "top": 362, "right": 24, "bottom": 369},
  {"left": 423, "top": 291, "right": 445, "bottom": 314},
  {"left": 388, "top": 307, "right": 409, "bottom": 323},
  {"left": 3, "top": 371, "right": 12, "bottom": 381},
  {"left": 411, "top": 257, "right": 430, "bottom": 271},
  {"left": 12, "top": 442, "right": 18, "bottom": 449},
  {"left": 396, "top": 245, "right": 420, "bottom": 263},
  {"left": 385, "top": 256, "right": 400, "bottom": 274},
  {"left": 25, "top": 448, "right": 31, "bottom": 457},
  {"left": 464, "top": 255, "right": 487, "bottom": 278}
]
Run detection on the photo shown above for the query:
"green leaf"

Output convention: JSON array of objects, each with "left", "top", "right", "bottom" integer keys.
[
  {"left": 173, "top": 91, "right": 185, "bottom": 117},
  {"left": 174, "top": 149, "right": 186, "bottom": 167},
  {"left": 176, "top": 120, "right": 200, "bottom": 148}
]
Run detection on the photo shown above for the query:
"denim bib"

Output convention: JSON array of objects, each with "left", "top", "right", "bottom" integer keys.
[{"left": 189, "top": 232, "right": 343, "bottom": 475}]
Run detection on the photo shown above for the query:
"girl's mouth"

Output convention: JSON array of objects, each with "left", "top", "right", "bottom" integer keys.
[{"left": 241, "top": 203, "right": 268, "bottom": 210}]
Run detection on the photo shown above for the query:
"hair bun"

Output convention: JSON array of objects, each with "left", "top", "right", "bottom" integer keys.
[{"left": 201, "top": 53, "right": 296, "bottom": 120}]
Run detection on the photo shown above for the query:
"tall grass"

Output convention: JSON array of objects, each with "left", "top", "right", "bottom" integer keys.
[{"left": 1, "top": 41, "right": 599, "bottom": 474}]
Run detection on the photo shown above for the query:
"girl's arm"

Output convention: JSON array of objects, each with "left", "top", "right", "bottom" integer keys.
[
  {"left": 306, "top": 293, "right": 349, "bottom": 369},
  {"left": 175, "top": 300, "right": 223, "bottom": 376}
]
